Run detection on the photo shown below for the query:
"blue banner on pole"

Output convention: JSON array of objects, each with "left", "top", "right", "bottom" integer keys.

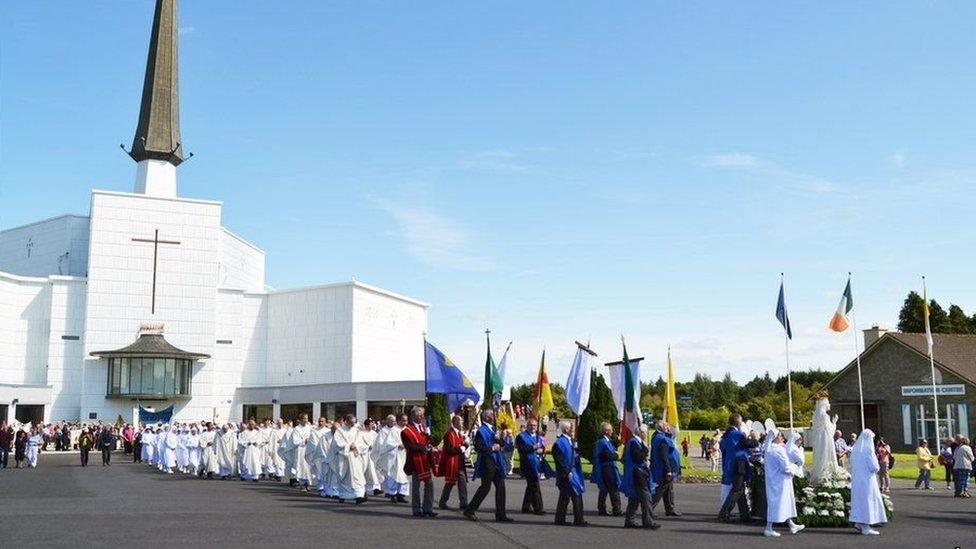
[{"left": 138, "top": 405, "right": 174, "bottom": 424}]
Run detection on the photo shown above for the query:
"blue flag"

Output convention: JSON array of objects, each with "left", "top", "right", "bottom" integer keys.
[
  {"left": 776, "top": 281, "right": 792, "bottom": 339},
  {"left": 425, "top": 340, "right": 481, "bottom": 411}
]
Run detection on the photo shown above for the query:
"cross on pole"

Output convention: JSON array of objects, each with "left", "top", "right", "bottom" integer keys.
[{"left": 131, "top": 229, "right": 181, "bottom": 314}]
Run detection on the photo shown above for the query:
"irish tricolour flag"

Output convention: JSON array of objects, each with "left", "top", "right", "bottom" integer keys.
[{"left": 829, "top": 277, "right": 853, "bottom": 332}]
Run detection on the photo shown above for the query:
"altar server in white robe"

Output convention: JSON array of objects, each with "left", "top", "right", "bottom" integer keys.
[
  {"left": 375, "top": 414, "right": 409, "bottom": 501},
  {"left": 762, "top": 427, "right": 806, "bottom": 537},
  {"left": 186, "top": 427, "right": 202, "bottom": 474},
  {"left": 159, "top": 425, "right": 178, "bottom": 474},
  {"left": 198, "top": 425, "right": 219, "bottom": 477},
  {"left": 849, "top": 429, "right": 887, "bottom": 535},
  {"left": 26, "top": 428, "right": 43, "bottom": 468},
  {"left": 141, "top": 428, "right": 156, "bottom": 465},
  {"left": 286, "top": 414, "right": 313, "bottom": 490},
  {"left": 360, "top": 418, "right": 381, "bottom": 495},
  {"left": 331, "top": 414, "right": 369, "bottom": 503},
  {"left": 241, "top": 421, "right": 264, "bottom": 481},
  {"left": 215, "top": 424, "right": 238, "bottom": 479},
  {"left": 155, "top": 426, "right": 166, "bottom": 469},
  {"left": 264, "top": 421, "right": 285, "bottom": 480}
]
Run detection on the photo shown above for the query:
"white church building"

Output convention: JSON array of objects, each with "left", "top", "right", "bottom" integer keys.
[{"left": 0, "top": 0, "right": 427, "bottom": 426}]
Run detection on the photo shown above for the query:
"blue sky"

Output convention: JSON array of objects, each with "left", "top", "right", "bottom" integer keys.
[{"left": 4, "top": 2, "right": 976, "bottom": 387}]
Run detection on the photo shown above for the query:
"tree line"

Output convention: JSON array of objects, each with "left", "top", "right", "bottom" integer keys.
[{"left": 897, "top": 290, "right": 976, "bottom": 334}]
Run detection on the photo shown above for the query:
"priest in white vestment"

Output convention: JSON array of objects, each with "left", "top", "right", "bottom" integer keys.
[
  {"left": 360, "top": 418, "right": 381, "bottom": 495},
  {"left": 375, "top": 414, "right": 409, "bottom": 501},
  {"left": 278, "top": 422, "right": 295, "bottom": 482},
  {"left": 849, "top": 429, "right": 887, "bottom": 535},
  {"left": 176, "top": 427, "right": 191, "bottom": 473},
  {"left": 241, "top": 421, "right": 264, "bottom": 481},
  {"left": 331, "top": 415, "right": 369, "bottom": 503},
  {"left": 285, "top": 415, "right": 313, "bottom": 490},
  {"left": 264, "top": 421, "right": 285, "bottom": 480},
  {"left": 762, "top": 427, "right": 805, "bottom": 537},
  {"left": 215, "top": 424, "right": 238, "bottom": 479},
  {"left": 198, "top": 425, "right": 219, "bottom": 477}
]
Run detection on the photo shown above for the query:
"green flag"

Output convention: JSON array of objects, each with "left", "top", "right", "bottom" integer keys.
[{"left": 484, "top": 332, "right": 503, "bottom": 407}]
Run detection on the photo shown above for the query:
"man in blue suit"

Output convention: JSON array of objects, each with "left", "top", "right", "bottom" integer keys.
[
  {"left": 650, "top": 421, "right": 681, "bottom": 516},
  {"left": 592, "top": 421, "right": 622, "bottom": 516},
  {"left": 464, "top": 409, "right": 514, "bottom": 523},
  {"left": 552, "top": 421, "right": 587, "bottom": 526},
  {"left": 622, "top": 425, "right": 660, "bottom": 530},
  {"left": 718, "top": 413, "right": 759, "bottom": 522}
]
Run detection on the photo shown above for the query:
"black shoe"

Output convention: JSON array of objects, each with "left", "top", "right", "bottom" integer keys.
[
  {"left": 612, "top": 511, "right": 624, "bottom": 517},
  {"left": 390, "top": 496, "right": 398, "bottom": 504},
  {"left": 666, "top": 510, "right": 682, "bottom": 517},
  {"left": 533, "top": 511, "right": 546, "bottom": 516},
  {"left": 459, "top": 504, "right": 467, "bottom": 511},
  {"left": 396, "top": 495, "right": 408, "bottom": 503},
  {"left": 412, "top": 513, "right": 425, "bottom": 518},
  {"left": 439, "top": 502, "right": 450, "bottom": 510},
  {"left": 646, "top": 523, "right": 661, "bottom": 530},
  {"left": 598, "top": 511, "right": 609, "bottom": 516},
  {"left": 555, "top": 520, "right": 568, "bottom": 526},
  {"left": 574, "top": 521, "right": 589, "bottom": 527},
  {"left": 289, "top": 479, "right": 297, "bottom": 487},
  {"left": 425, "top": 511, "right": 438, "bottom": 517},
  {"left": 463, "top": 512, "right": 478, "bottom": 522},
  {"left": 251, "top": 479, "right": 258, "bottom": 483},
  {"left": 496, "top": 516, "right": 514, "bottom": 523},
  {"left": 355, "top": 497, "right": 367, "bottom": 505},
  {"left": 373, "top": 489, "right": 382, "bottom": 496},
  {"left": 624, "top": 522, "right": 640, "bottom": 529},
  {"left": 338, "top": 499, "right": 346, "bottom": 504},
  {"left": 739, "top": 517, "right": 757, "bottom": 524}
]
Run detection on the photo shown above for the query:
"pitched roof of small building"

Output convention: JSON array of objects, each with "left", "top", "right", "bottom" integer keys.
[
  {"left": 823, "top": 331, "right": 976, "bottom": 391},
  {"left": 91, "top": 333, "right": 209, "bottom": 360}
]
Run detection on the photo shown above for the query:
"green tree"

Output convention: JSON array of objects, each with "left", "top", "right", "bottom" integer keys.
[
  {"left": 426, "top": 393, "right": 450, "bottom": 446},
  {"left": 742, "top": 372, "right": 776, "bottom": 400},
  {"left": 897, "top": 291, "right": 926, "bottom": 333},
  {"left": 948, "top": 304, "right": 973, "bottom": 334},
  {"left": 688, "top": 373, "right": 716, "bottom": 407},
  {"left": 715, "top": 373, "right": 740, "bottom": 408},
  {"left": 929, "top": 299, "right": 951, "bottom": 333},
  {"left": 577, "top": 371, "right": 617, "bottom": 463}
]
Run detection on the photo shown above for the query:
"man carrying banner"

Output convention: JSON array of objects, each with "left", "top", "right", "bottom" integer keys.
[{"left": 464, "top": 409, "right": 513, "bottom": 523}]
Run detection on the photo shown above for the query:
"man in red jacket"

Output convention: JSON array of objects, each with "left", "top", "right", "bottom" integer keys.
[
  {"left": 401, "top": 407, "right": 436, "bottom": 518},
  {"left": 438, "top": 415, "right": 469, "bottom": 510}
]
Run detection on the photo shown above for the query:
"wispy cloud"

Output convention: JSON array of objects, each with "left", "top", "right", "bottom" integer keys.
[
  {"left": 369, "top": 197, "right": 495, "bottom": 271},
  {"left": 456, "top": 149, "right": 528, "bottom": 172},
  {"left": 702, "top": 152, "right": 838, "bottom": 193},
  {"left": 889, "top": 151, "right": 906, "bottom": 169},
  {"left": 179, "top": 26, "right": 196, "bottom": 36}
]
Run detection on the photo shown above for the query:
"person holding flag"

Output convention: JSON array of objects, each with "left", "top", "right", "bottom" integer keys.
[{"left": 622, "top": 424, "right": 660, "bottom": 530}]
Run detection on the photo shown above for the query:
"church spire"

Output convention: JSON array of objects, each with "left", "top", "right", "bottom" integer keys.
[{"left": 129, "top": 0, "right": 183, "bottom": 197}]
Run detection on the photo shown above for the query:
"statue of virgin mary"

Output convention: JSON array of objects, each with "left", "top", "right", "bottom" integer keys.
[{"left": 809, "top": 391, "right": 847, "bottom": 485}]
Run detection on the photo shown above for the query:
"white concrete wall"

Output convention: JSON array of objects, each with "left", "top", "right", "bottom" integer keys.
[
  {"left": 0, "top": 215, "right": 90, "bottom": 277},
  {"left": 81, "top": 190, "right": 222, "bottom": 422},
  {"left": 218, "top": 228, "right": 266, "bottom": 292},
  {"left": 350, "top": 284, "right": 427, "bottom": 383},
  {"left": 46, "top": 277, "right": 87, "bottom": 420},
  {"left": 266, "top": 284, "right": 354, "bottom": 386},
  {"left": 0, "top": 272, "right": 52, "bottom": 386}
]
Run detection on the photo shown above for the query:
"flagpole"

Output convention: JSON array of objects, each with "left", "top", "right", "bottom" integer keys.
[
  {"left": 422, "top": 331, "right": 429, "bottom": 407},
  {"left": 849, "top": 273, "right": 865, "bottom": 432},
  {"left": 923, "top": 276, "right": 942, "bottom": 455},
  {"left": 781, "top": 273, "right": 795, "bottom": 432}
]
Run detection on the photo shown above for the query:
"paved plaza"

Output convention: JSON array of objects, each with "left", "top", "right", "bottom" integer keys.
[{"left": 1, "top": 452, "right": 972, "bottom": 548}]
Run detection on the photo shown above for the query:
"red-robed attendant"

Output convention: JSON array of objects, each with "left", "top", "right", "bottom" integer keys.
[
  {"left": 438, "top": 415, "right": 470, "bottom": 510},
  {"left": 401, "top": 407, "right": 437, "bottom": 518}
]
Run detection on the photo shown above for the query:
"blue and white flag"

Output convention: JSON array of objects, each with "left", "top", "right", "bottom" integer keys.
[
  {"left": 565, "top": 345, "right": 593, "bottom": 416},
  {"left": 496, "top": 342, "right": 512, "bottom": 387}
]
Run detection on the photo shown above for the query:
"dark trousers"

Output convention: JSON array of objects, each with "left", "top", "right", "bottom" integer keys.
[
  {"left": 467, "top": 466, "right": 507, "bottom": 519},
  {"left": 945, "top": 464, "right": 954, "bottom": 487},
  {"left": 80, "top": 448, "right": 90, "bottom": 467},
  {"left": 555, "top": 483, "right": 584, "bottom": 525},
  {"left": 439, "top": 470, "right": 468, "bottom": 508},
  {"left": 410, "top": 475, "right": 434, "bottom": 515},
  {"left": 651, "top": 479, "right": 675, "bottom": 513},
  {"left": 625, "top": 484, "right": 656, "bottom": 527},
  {"left": 124, "top": 441, "right": 133, "bottom": 454},
  {"left": 521, "top": 478, "right": 543, "bottom": 513},
  {"left": 0, "top": 447, "right": 9, "bottom": 468},
  {"left": 133, "top": 443, "right": 142, "bottom": 463},
  {"left": 598, "top": 487, "right": 622, "bottom": 514},
  {"left": 719, "top": 473, "right": 750, "bottom": 520},
  {"left": 101, "top": 447, "right": 111, "bottom": 465}
]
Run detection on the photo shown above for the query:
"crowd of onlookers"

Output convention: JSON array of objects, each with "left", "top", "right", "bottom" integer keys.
[
  {"left": 914, "top": 435, "right": 975, "bottom": 497},
  {"left": 0, "top": 421, "right": 142, "bottom": 469}
]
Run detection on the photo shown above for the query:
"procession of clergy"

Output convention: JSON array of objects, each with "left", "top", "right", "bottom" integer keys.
[{"left": 136, "top": 408, "right": 889, "bottom": 537}]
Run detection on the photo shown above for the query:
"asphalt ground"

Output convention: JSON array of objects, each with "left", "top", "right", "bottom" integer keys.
[{"left": 1, "top": 452, "right": 973, "bottom": 549}]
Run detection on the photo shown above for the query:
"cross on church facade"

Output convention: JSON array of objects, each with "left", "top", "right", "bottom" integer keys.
[
  {"left": 26, "top": 238, "right": 33, "bottom": 258},
  {"left": 132, "top": 229, "right": 181, "bottom": 314}
]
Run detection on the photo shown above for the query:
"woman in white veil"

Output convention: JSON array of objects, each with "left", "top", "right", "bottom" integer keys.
[
  {"left": 849, "top": 429, "right": 887, "bottom": 535},
  {"left": 762, "top": 426, "right": 805, "bottom": 537}
]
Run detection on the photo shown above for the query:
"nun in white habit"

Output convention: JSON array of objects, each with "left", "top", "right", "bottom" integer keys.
[
  {"left": 849, "top": 429, "right": 887, "bottom": 535},
  {"left": 762, "top": 426, "right": 805, "bottom": 537}
]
